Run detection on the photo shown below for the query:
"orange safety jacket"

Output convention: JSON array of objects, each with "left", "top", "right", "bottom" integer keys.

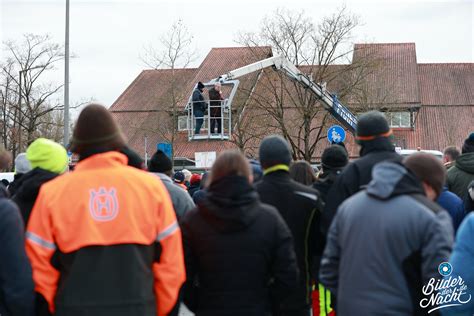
[{"left": 25, "top": 152, "right": 185, "bottom": 316}]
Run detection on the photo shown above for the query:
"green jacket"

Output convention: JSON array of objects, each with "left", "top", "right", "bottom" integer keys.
[{"left": 447, "top": 152, "right": 474, "bottom": 199}]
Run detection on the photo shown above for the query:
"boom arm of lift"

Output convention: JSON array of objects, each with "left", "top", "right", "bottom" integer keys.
[{"left": 207, "top": 55, "right": 358, "bottom": 133}]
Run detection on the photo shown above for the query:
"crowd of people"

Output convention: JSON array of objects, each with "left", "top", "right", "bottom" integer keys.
[{"left": 0, "top": 103, "right": 473, "bottom": 316}]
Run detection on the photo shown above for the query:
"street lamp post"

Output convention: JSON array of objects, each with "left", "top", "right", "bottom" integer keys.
[{"left": 64, "top": 0, "right": 70, "bottom": 148}]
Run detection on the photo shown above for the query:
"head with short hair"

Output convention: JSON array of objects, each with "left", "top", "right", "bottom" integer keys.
[
  {"left": 443, "top": 146, "right": 460, "bottom": 163},
  {"left": 70, "top": 103, "right": 126, "bottom": 155},
  {"left": 290, "top": 160, "right": 316, "bottom": 186},
  {"left": 214, "top": 82, "right": 221, "bottom": 91},
  {"left": 259, "top": 135, "right": 292, "bottom": 170},
  {"left": 207, "top": 150, "right": 251, "bottom": 186},
  {"left": 404, "top": 153, "right": 446, "bottom": 200},
  {"left": 462, "top": 132, "right": 474, "bottom": 154},
  {"left": 0, "top": 145, "right": 12, "bottom": 172}
]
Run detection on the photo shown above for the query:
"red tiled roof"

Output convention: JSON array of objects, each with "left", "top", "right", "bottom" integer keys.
[
  {"left": 418, "top": 63, "right": 474, "bottom": 106},
  {"left": 352, "top": 43, "right": 421, "bottom": 107},
  {"left": 110, "top": 68, "right": 197, "bottom": 112},
  {"left": 110, "top": 43, "right": 474, "bottom": 161}
]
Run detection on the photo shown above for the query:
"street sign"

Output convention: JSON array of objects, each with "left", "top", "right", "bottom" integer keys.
[
  {"left": 157, "top": 142, "right": 172, "bottom": 159},
  {"left": 327, "top": 125, "right": 346, "bottom": 143},
  {"left": 195, "top": 151, "right": 216, "bottom": 168}
]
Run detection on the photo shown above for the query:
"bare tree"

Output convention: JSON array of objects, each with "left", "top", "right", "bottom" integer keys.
[
  {"left": 135, "top": 20, "right": 197, "bottom": 161},
  {"left": 237, "top": 7, "right": 376, "bottom": 161},
  {"left": 1, "top": 33, "right": 64, "bottom": 159}
]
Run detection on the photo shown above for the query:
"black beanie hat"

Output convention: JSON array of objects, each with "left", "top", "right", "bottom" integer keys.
[
  {"left": 70, "top": 103, "right": 126, "bottom": 154},
  {"left": 404, "top": 153, "right": 446, "bottom": 198},
  {"left": 322, "top": 145, "right": 349, "bottom": 170},
  {"left": 259, "top": 135, "right": 292, "bottom": 169},
  {"left": 148, "top": 150, "right": 172, "bottom": 173},
  {"left": 197, "top": 82, "right": 205, "bottom": 90},
  {"left": 356, "top": 111, "right": 391, "bottom": 141},
  {"left": 462, "top": 132, "right": 474, "bottom": 154}
]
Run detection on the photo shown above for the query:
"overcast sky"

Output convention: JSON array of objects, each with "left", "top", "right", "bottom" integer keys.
[{"left": 1, "top": 0, "right": 473, "bottom": 112}]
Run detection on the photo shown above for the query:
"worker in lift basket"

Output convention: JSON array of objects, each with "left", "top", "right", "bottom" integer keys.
[{"left": 192, "top": 81, "right": 207, "bottom": 134}]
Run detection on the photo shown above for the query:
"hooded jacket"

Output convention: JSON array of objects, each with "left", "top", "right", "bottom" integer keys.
[
  {"left": 12, "top": 168, "right": 59, "bottom": 226},
  {"left": 181, "top": 175, "right": 298, "bottom": 316},
  {"left": 0, "top": 185, "right": 35, "bottom": 316},
  {"left": 192, "top": 88, "right": 207, "bottom": 114},
  {"left": 322, "top": 138, "right": 402, "bottom": 235},
  {"left": 447, "top": 152, "right": 474, "bottom": 199},
  {"left": 320, "top": 162, "right": 453, "bottom": 315},
  {"left": 255, "top": 169, "right": 324, "bottom": 312}
]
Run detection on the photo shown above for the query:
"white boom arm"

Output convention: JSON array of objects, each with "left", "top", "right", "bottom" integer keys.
[{"left": 210, "top": 55, "right": 357, "bottom": 133}]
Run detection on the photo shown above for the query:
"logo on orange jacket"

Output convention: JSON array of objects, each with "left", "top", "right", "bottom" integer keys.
[{"left": 89, "top": 187, "right": 119, "bottom": 221}]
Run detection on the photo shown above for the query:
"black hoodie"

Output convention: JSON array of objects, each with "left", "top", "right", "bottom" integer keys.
[
  {"left": 180, "top": 175, "right": 298, "bottom": 316},
  {"left": 12, "top": 168, "right": 59, "bottom": 226}
]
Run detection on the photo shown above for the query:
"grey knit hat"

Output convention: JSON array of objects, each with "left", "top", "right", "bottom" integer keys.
[
  {"left": 15, "top": 153, "right": 31, "bottom": 174},
  {"left": 259, "top": 135, "right": 292, "bottom": 169}
]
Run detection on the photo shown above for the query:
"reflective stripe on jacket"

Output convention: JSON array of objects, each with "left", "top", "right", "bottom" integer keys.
[{"left": 26, "top": 151, "right": 185, "bottom": 315}]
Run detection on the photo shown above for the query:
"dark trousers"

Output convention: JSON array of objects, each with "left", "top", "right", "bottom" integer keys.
[
  {"left": 210, "top": 117, "right": 221, "bottom": 134},
  {"left": 194, "top": 111, "right": 204, "bottom": 134}
]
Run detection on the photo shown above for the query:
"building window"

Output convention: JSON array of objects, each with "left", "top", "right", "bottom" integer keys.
[
  {"left": 177, "top": 115, "right": 209, "bottom": 131},
  {"left": 385, "top": 112, "right": 411, "bottom": 128},
  {"left": 178, "top": 116, "right": 189, "bottom": 131}
]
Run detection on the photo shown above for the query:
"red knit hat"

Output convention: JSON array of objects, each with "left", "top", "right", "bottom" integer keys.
[{"left": 190, "top": 173, "right": 202, "bottom": 185}]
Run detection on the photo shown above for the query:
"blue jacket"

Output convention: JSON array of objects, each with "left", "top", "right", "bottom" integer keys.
[
  {"left": 0, "top": 186, "right": 34, "bottom": 316},
  {"left": 441, "top": 213, "right": 474, "bottom": 315},
  {"left": 437, "top": 186, "right": 465, "bottom": 233}
]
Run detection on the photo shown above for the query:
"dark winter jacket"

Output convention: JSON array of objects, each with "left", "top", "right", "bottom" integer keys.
[
  {"left": 208, "top": 87, "right": 223, "bottom": 117},
  {"left": 0, "top": 185, "right": 35, "bottom": 316},
  {"left": 7, "top": 173, "right": 25, "bottom": 197},
  {"left": 322, "top": 138, "right": 401, "bottom": 235},
  {"left": 313, "top": 171, "right": 341, "bottom": 204},
  {"left": 192, "top": 88, "right": 207, "bottom": 114},
  {"left": 187, "top": 183, "right": 200, "bottom": 198},
  {"left": 447, "top": 152, "right": 474, "bottom": 199},
  {"left": 437, "top": 186, "right": 465, "bottom": 233},
  {"left": 12, "top": 168, "right": 59, "bottom": 226},
  {"left": 181, "top": 175, "right": 299, "bottom": 316},
  {"left": 320, "top": 162, "right": 453, "bottom": 315},
  {"left": 255, "top": 170, "right": 324, "bottom": 312}
]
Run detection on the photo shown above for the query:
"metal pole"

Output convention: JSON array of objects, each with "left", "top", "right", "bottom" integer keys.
[
  {"left": 144, "top": 135, "right": 148, "bottom": 168},
  {"left": 63, "top": 0, "right": 70, "bottom": 147}
]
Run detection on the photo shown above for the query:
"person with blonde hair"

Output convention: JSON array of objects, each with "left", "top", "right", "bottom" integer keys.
[{"left": 181, "top": 149, "right": 298, "bottom": 316}]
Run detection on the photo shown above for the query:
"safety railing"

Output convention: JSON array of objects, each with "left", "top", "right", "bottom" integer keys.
[{"left": 187, "top": 99, "right": 231, "bottom": 141}]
